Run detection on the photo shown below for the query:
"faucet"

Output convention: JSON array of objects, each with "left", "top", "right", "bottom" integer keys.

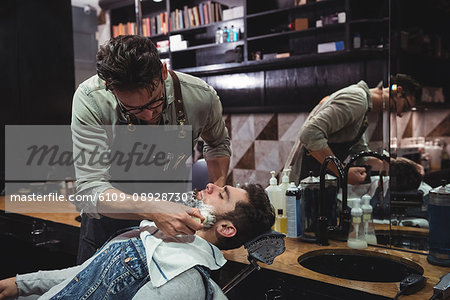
[
  {"left": 316, "top": 151, "right": 390, "bottom": 246},
  {"left": 342, "top": 151, "right": 390, "bottom": 214},
  {"left": 317, "top": 155, "right": 344, "bottom": 246}
]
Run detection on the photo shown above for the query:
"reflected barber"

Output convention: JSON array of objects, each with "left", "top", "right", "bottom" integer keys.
[
  {"left": 290, "top": 74, "right": 421, "bottom": 185},
  {"left": 71, "top": 35, "right": 231, "bottom": 263}
]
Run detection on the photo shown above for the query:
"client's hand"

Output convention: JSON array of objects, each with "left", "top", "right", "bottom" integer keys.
[
  {"left": 348, "top": 167, "right": 367, "bottom": 185},
  {"left": 148, "top": 201, "right": 204, "bottom": 237},
  {"left": 0, "top": 277, "right": 18, "bottom": 300}
]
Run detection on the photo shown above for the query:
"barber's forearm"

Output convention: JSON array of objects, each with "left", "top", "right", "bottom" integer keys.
[
  {"left": 97, "top": 188, "right": 153, "bottom": 220},
  {"left": 205, "top": 156, "right": 230, "bottom": 187},
  {"left": 309, "top": 147, "right": 342, "bottom": 176}
]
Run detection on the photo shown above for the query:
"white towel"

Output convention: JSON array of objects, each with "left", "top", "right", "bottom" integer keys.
[{"left": 139, "top": 220, "right": 227, "bottom": 287}]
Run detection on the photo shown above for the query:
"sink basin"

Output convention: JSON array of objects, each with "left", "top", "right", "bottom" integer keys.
[{"left": 298, "top": 249, "right": 423, "bottom": 282}]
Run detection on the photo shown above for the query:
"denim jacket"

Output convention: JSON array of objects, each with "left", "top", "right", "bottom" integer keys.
[{"left": 16, "top": 235, "right": 227, "bottom": 299}]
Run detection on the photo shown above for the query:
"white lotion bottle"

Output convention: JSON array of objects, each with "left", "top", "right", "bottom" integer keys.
[
  {"left": 265, "top": 171, "right": 283, "bottom": 212},
  {"left": 362, "top": 194, "right": 377, "bottom": 245},
  {"left": 347, "top": 198, "right": 368, "bottom": 249}
]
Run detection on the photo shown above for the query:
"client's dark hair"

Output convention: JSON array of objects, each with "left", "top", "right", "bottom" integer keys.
[
  {"left": 215, "top": 184, "right": 275, "bottom": 250},
  {"left": 96, "top": 35, "right": 163, "bottom": 92},
  {"left": 390, "top": 74, "right": 422, "bottom": 100},
  {"left": 390, "top": 157, "right": 422, "bottom": 191}
]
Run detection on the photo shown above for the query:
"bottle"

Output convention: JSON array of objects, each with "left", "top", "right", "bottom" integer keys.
[
  {"left": 223, "top": 26, "right": 229, "bottom": 43},
  {"left": 274, "top": 208, "right": 287, "bottom": 234},
  {"left": 231, "top": 25, "right": 238, "bottom": 42},
  {"left": 215, "top": 27, "right": 223, "bottom": 44},
  {"left": 286, "top": 182, "right": 301, "bottom": 238},
  {"left": 278, "top": 168, "right": 291, "bottom": 218},
  {"left": 347, "top": 197, "right": 368, "bottom": 249},
  {"left": 265, "top": 171, "right": 283, "bottom": 212},
  {"left": 353, "top": 33, "right": 361, "bottom": 49},
  {"left": 361, "top": 194, "right": 377, "bottom": 245}
]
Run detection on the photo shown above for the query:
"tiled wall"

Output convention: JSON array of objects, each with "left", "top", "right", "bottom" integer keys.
[{"left": 224, "top": 109, "right": 450, "bottom": 187}]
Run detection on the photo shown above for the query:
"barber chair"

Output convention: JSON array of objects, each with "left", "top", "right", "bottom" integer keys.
[
  {"left": 222, "top": 230, "right": 286, "bottom": 295},
  {"left": 192, "top": 158, "right": 209, "bottom": 191}
]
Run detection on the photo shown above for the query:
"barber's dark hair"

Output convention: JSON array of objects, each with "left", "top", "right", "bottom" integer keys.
[
  {"left": 215, "top": 184, "right": 275, "bottom": 250},
  {"left": 390, "top": 74, "right": 422, "bottom": 100},
  {"left": 96, "top": 35, "right": 163, "bottom": 92},
  {"left": 390, "top": 157, "right": 422, "bottom": 191}
]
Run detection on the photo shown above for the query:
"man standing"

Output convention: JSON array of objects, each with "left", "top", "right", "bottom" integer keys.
[
  {"left": 290, "top": 74, "right": 421, "bottom": 185},
  {"left": 71, "top": 35, "right": 231, "bottom": 263}
]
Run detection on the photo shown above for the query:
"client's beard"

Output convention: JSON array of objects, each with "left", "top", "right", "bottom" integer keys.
[{"left": 170, "top": 190, "right": 216, "bottom": 228}]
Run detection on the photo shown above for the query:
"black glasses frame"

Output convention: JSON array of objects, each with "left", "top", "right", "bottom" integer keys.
[{"left": 113, "top": 81, "right": 166, "bottom": 115}]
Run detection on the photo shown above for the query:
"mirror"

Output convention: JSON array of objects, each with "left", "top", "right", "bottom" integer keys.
[{"left": 386, "top": 0, "right": 450, "bottom": 252}]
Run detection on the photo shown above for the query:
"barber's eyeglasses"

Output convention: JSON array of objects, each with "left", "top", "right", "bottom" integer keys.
[
  {"left": 114, "top": 85, "right": 165, "bottom": 115},
  {"left": 391, "top": 84, "right": 413, "bottom": 111}
]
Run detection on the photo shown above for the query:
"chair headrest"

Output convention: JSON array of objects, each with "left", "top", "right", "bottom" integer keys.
[{"left": 244, "top": 230, "right": 286, "bottom": 265}]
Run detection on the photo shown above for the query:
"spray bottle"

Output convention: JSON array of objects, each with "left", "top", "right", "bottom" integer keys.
[
  {"left": 362, "top": 194, "right": 377, "bottom": 245},
  {"left": 347, "top": 197, "right": 368, "bottom": 249}
]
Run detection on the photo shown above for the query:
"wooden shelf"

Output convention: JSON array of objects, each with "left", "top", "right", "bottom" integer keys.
[
  {"left": 175, "top": 48, "right": 388, "bottom": 76},
  {"left": 247, "top": 23, "right": 345, "bottom": 41},
  {"left": 349, "top": 17, "right": 389, "bottom": 24},
  {"left": 246, "top": 0, "right": 341, "bottom": 19},
  {"left": 171, "top": 40, "right": 244, "bottom": 53}
]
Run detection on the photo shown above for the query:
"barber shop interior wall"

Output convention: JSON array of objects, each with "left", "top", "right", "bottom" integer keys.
[
  {"left": 224, "top": 110, "right": 384, "bottom": 186},
  {"left": 226, "top": 108, "right": 450, "bottom": 187}
]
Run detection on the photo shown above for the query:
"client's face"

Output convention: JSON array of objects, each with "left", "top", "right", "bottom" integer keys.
[{"left": 195, "top": 184, "right": 248, "bottom": 214}]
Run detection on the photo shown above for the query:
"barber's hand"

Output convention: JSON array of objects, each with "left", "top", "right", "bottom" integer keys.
[
  {"left": 0, "top": 277, "right": 18, "bottom": 300},
  {"left": 348, "top": 167, "right": 367, "bottom": 185},
  {"left": 415, "top": 162, "right": 425, "bottom": 176},
  {"left": 149, "top": 201, "right": 204, "bottom": 237}
]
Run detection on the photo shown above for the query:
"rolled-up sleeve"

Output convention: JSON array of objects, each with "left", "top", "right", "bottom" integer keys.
[
  {"left": 201, "top": 87, "right": 231, "bottom": 159},
  {"left": 71, "top": 86, "right": 114, "bottom": 218}
]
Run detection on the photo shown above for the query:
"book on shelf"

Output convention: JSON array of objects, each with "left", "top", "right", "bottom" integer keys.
[
  {"left": 168, "top": 2, "right": 227, "bottom": 31},
  {"left": 175, "top": 10, "right": 180, "bottom": 30},
  {"left": 150, "top": 17, "right": 156, "bottom": 35},
  {"left": 179, "top": 9, "right": 184, "bottom": 29},
  {"left": 112, "top": 25, "right": 119, "bottom": 38},
  {"left": 188, "top": 8, "right": 195, "bottom": 27},
  {"left": 156, "top": 15, "right": 161, "bottom": 35},
  {"left": 112, "top": 22, "right": 137, "bottom": 37},
  {"left": 198, "top": 3, "right": 205, "bottom": 25},
  {"left": 203, "top": 3, "right": 209, "bottom": 24},
  {"left": 183, "top": 6, "right": 190, "bottom": 29},
  {"left": 193, "top": 6, "right": 200, "bottom": 26}
]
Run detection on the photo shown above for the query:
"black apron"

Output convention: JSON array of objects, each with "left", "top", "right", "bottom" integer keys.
[
  {"left": 77, "top": 71, "right": 187, "bottom": 264},
  {"left": 298, "top": 113, "right": 369, "bottom": 181}
]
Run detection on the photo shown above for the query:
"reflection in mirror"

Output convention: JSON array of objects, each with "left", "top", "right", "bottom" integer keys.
[{"left": 389, "top": 0, "right": 450, "bottom": 253}]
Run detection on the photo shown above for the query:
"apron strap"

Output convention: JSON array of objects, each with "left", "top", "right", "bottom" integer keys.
[{"left": 168, "top": 70, "right": 186, "bottom": 126}]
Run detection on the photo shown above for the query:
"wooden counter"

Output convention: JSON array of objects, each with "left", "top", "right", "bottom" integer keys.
[
  {"left": 2, "top": 196, "right": 448, "bottom": 299},
  {"left": 0, "top": 196, "right": 81, "bottom": 227},
  {"left": 223, "top": 238, "right": 450, "bottom": 299}
]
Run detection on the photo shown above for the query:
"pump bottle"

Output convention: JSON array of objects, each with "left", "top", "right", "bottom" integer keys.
[
  {"left": 278, "top": 168, "right": 290, "bottom": 218},
  {"left": 361, "top": 194, "right": 377, "bottom": 245},
  {"left": 265, "top": 171, "right": 283, "bottom": 212},
  {"left": 347, "top": 197, "right": 368, "bottom": 249}
]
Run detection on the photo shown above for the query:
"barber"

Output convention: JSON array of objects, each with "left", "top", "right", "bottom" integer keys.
[
  {"left": 71, "top": 35, "right": 231, "bottom": 263},
  {"left": 290, "top": 74, "right": 421, "bottom": 185}
]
